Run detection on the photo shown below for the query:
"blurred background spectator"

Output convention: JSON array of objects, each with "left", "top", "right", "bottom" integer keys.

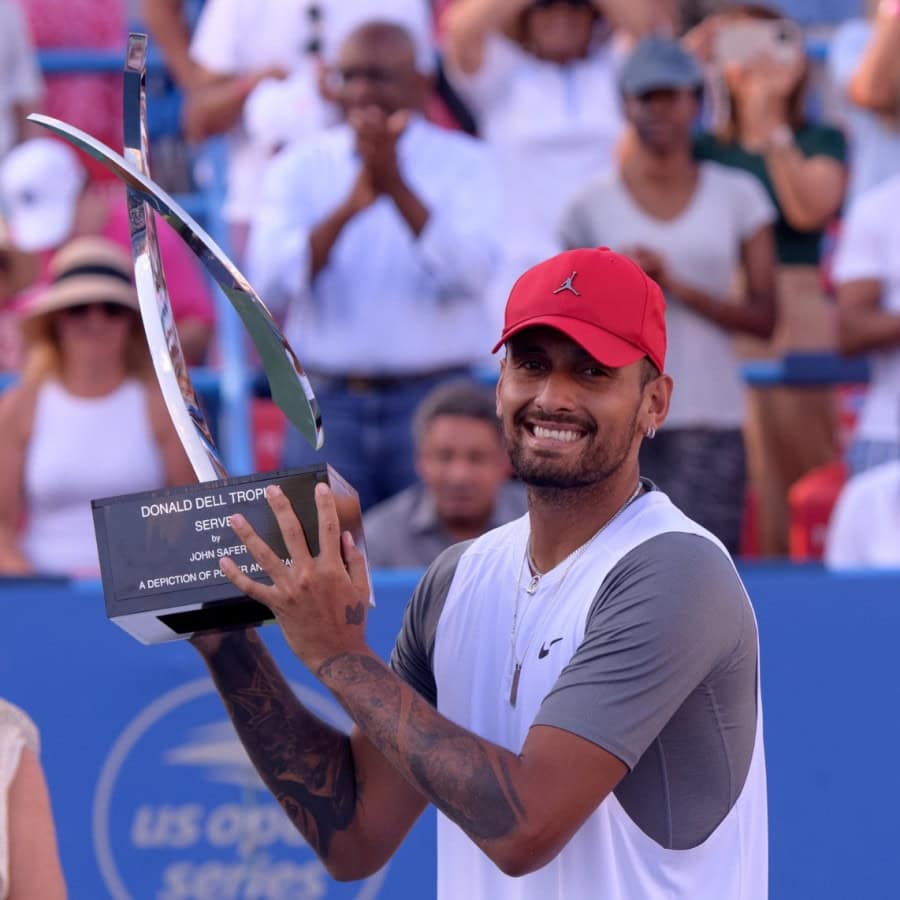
[
  {"left": 181, "top": 0, "right": 434, "bottom": 260},
  {"left": 0, "top": 237, "right": 193, "bottom": 576},
  {"left": 363, "top": 378, "right": 527, "bottom": 568},
  {"left": 0, "top": 218, "right": 38, "bottom": 372},
  {"left": 18, "top": 0, "right": 126, "bottom": 182},
  {"left": 0, "top": 0, "right": 886, "bottom": 573},
  {"left": 442, "top": 0, "right": 665, "bottom": 333},
  {"left": 0, "top": 137, "right": 215, "bottom": 367},
  {"left": 0, "top": 698, "right": 66, "bottom": 899},
  {"left": 141, "top": 0, "right": 207, "bottom": 90},
  {"left": 0, "top": 0, "right": 43, "bottom": 163},
  {"left": 561, "top": 36, "right": 777, "bottom": 554},
  {"left": 828, "top": 0, "right": 900, "bottom": 206},
  {"left": 832, "top": 170, "right": 900, "bottom": 475},
  {"left": 248, "top": 21, "right": 502, "bottom": 511},
  {"left": 824, "top": 457, "right": 900, "bottom": 568},
  {"left": 692, "top": 3, "right": 848, "bottom": 556}
]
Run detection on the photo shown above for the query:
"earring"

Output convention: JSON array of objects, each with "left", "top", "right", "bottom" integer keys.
[{"left": 645, "top": 425, "right": 656, "bottom": 439}]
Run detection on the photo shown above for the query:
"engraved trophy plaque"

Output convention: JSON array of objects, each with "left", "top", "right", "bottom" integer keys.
[{"left": 29, "top": 35, "right": 365, "bottom": 644}]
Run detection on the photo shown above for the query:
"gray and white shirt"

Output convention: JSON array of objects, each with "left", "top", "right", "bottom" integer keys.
[{"left": 390, "top": 483, "right": 767, "bottom": 898}]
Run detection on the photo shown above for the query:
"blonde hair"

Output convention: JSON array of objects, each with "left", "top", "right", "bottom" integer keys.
[{"left": 20, "top": 309, "right": 153, "bottom": 386}]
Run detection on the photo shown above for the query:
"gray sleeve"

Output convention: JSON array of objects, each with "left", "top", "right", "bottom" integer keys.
[
  {"left": 534, "top": 533, "right": 749, "bottom": 769},
  {"left": 361, "top": 496, "right": 407, "bottom": 568},
  {"left": 388, "top": 541, "right": 471, "bottom": 705},
  {"left": 558, "top": 191, "right": 595, "bottom": 250}
]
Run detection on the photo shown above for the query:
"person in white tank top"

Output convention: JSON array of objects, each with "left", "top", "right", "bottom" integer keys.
[
  {"left": 189, "top": 246, "right": 767, "bottom": 899},
  {"left": 0, "top": 237, "right": 194, "bottom": 576}
]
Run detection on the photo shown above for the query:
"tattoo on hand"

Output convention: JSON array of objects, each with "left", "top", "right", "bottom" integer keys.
[
  {"left": 320, "top": 653, "right": 524, "bottom": 841},
  {"left": 345, "top": 602, "right": 366, "bottom": 626}
]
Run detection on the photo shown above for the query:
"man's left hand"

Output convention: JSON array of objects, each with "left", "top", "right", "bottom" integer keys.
[
  {"left": 219, "top": 483, "right": 371, "bottom": 672},
  {"left": 625, "top": 245, "right": 670, "bottom": 290},
  {"left": 350, "top": 106, "right": 409, "bottom": 193}
]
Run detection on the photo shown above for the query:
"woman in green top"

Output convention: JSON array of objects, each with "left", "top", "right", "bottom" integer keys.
[{"left": 690, "top": 4, "right": 848, "bottom": 557}]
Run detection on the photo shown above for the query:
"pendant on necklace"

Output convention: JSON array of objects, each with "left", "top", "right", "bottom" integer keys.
[
  {"left": 525, "top": 574, "right": 540, "bottom": 595},
  {"left": 509, "top": 663, "right": 522, "bottom": 706}
]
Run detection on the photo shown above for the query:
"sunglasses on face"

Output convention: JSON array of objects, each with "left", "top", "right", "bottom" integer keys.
[
  {"left": 532, "top": 0, "right": 593, "bottom": 8},
  {"left": 330, "top": 65, "right": 406, "bottom": 88},
  {"left": 61, "top": 301, "right": 131, "bottom": 318}
]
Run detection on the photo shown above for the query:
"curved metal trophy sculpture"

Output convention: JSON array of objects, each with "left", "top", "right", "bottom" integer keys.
[
  {"left": 30, "top": 34, "right": 365, "bottom": 644},
  {"left": 31, "top": 34, "right": 322, "bottom": 471}
]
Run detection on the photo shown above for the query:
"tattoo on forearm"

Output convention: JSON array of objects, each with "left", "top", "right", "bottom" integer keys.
[
  {"left": 319, "top": 653, "right": 525, "bottom": 842},
  {"left": 345, "top": 602, "right": 365, "bottom": 625},
  {"left": 205, "top": 631, "right": 357, "bottom": 857}
]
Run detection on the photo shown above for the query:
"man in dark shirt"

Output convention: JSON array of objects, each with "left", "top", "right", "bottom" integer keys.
[{"left": 363, "top": 379, "right": 527, "bottom": 568}]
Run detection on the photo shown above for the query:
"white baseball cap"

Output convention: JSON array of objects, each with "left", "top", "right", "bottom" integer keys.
[{"left": 0, "top": 137, "right": 87, "bottom": 252}]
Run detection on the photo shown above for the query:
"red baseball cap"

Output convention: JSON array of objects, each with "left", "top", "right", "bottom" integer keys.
[{"left": 492, "top": 247, "right": 667, "bottom": 373}]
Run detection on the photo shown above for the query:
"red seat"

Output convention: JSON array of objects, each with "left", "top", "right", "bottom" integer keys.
[
  {"left": 251, "top": 399, "right": 286, "bottom": 473},
  {"left": 787, "top": 461, "right": 848, "bottom": 562}
]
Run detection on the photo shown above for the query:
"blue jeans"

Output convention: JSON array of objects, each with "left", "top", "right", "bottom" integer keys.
[
  {"left": 639, "top": 428, "right": 746, "bottom": 555},
  {"left": 846, "top": 438, "right": 900, "bottom": 477},
  {"left": 282, "top": 370, "right": 468, "bottom": 511}
]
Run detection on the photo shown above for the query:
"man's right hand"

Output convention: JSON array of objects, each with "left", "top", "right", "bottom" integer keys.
[
  {"left": 624, "top": 245, "right": 670, "bottom": 290},
  {"left": 349, "top": 106, "right": 409, "bottom": 193},
  {"left": 310, "top": 105, "right": 414, "bottom": 278},
  {"left": 346, "top": 167, "right": 379, "bottom": 215}
]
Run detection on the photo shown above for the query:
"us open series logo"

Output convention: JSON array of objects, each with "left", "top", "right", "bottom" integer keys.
[{"left": 92, "top": 679, "right": 388, "bottom": 899}]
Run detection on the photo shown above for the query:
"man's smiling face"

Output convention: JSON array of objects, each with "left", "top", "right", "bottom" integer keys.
[{"left": 497, "top": 327, "right": 647, "bottom": 491}]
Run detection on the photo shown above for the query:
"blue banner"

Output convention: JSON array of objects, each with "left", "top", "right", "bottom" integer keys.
[
  {"left": 2, "top": 574, "right": 432, "bottom": 900},
  {"left": 1, "top": 566, "right": 899, "bottom": 898}
]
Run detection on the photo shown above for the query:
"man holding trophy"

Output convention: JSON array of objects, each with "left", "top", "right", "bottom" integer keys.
[
  {"left": 195, "top": 247, "right": 768, "bottom": 899},
  {"left": 32, "top": 24, "right": 766, "bottom": 900}
]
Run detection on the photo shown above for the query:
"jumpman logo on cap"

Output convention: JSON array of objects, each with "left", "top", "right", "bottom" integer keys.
[{"left": 552, "top": 271, "right": 581, "bottom": 297}]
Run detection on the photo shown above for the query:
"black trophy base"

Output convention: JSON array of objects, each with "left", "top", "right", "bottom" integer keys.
[{"left": 91, "top": 464, "right": 364, "bottom": 644}]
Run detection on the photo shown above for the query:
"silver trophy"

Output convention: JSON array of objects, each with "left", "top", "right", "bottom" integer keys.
[{"left": 30, "top": 34, "right": 363, "bottom": 644}]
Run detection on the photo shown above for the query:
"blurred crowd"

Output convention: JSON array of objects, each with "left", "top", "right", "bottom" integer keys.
[{"left": 1, "top": 0, "right": 900, "bottom": 586}]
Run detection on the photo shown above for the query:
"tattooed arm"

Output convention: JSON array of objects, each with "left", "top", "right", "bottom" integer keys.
[
  {"left": 314, "top": 651, "right": 626, "bottom": 877},
  {"left": 193, "top": 627, "right": 427, "bottom": 881},
  {"left": 215, "top": 484, "right": 628, "bottom": 878}
]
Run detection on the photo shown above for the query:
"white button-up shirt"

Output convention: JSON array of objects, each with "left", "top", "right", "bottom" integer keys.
[
  {"left": 248, "top": 117, "right": 503, "bottom": 375},
  {"left": 189, "top": 0, "right": 435, "bottom": 222}
]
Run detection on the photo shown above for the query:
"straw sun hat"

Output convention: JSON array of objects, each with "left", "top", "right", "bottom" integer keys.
[
  {"left": 23, "top": 236, "right": 140, "bottom": 320},
  {"left": 0, "top": 217, "right": 39, "bottom": 298}
]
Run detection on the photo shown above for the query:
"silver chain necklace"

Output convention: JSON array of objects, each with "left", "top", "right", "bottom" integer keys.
[{"left": 508, "top": 480, "right": 644, "bottom": 707}]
